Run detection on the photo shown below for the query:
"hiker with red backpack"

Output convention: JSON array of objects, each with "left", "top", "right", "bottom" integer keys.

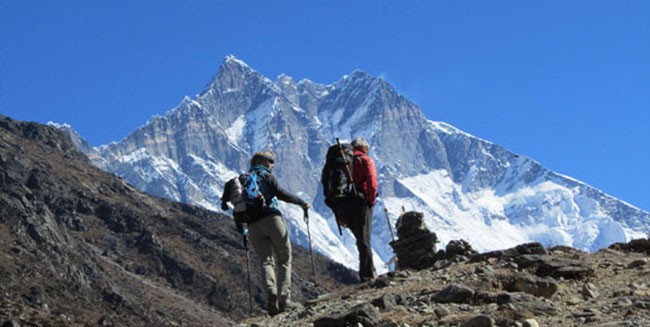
[
  {"left": 322, "top": 137, "right": 378, "bottom": 282},
  {"left": 221, "top": 151, "right": 310, "bottom": 316}
]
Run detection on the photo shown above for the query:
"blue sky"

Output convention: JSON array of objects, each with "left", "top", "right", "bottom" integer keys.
[{"left": 1, "top": 1, "right": 648, "bottom": 212}]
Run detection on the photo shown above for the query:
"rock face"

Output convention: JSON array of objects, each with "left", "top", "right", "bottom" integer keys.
[
  {"left": 239, "top": 238, "right": 650, "bottom": 327},
  {"left": 0, "top": 116, "right": 355, "bottom": 326}
]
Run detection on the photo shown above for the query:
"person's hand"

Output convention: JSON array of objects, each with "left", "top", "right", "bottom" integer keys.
[
  {"left": 220, "top": 201, "right": 229, "bottom": 211},
  {"left": 236, "top": 222, "right": 248, "bottom": 235},
  {"left": 301, "top": 203, "right": 311, "bottom": 210},
  {"left": 336, "top": 215, "right": 348, "bottom": 228}
]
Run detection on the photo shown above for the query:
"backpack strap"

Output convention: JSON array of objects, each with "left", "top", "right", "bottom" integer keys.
[{"left": 256, "top": 170, "right": 269, "bottom": 196}]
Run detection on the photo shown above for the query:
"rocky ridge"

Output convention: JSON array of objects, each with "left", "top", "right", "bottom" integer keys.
[
  {"left": 240, "top": 212, "right": 650, "bottom": 327},
  {"left": 0, "top": 115, "right": 355, "bottom": 326},
  {"left": 239, "top": 214, "right": 650, "bottom": 326}
]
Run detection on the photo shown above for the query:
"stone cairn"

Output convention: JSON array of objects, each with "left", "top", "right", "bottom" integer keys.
[{"left": 389, "top": 211, "right": 438, "bottom": 270}]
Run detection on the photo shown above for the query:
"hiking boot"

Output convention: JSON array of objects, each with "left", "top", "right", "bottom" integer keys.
[
  {"left": 360, "top": 270, "right": 378, "bottom": 283},
  {"left": 278, "top": 296, "right": 302, "bottom": 313},
  {"left": 360, "top": 275, "right": 376, "bottom": 283},
  {"left": 266, "top": 294, "right": 279, "bottom": 316}
]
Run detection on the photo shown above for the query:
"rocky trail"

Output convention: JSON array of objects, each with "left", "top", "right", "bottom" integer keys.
[{"left": 239, "top": 233, "right": 650, "bottom": 327}]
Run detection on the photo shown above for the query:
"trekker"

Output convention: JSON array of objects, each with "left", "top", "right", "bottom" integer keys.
[
  {"left": 242, "top": 151, "right": 309, "bottom": 316},
  {"left": 336, "top": 137, "right": 378, "bottom": 282}
]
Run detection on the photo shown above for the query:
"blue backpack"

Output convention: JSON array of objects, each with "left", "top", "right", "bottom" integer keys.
[{"left": 238, "top": 171, "right": 268, "bottom": 222}]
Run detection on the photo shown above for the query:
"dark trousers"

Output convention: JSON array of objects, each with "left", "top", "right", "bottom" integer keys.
[{"left": 336, "top": 200, "right": 376, "bottom": 280}]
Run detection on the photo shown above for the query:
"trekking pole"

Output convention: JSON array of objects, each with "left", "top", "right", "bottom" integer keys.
[
  {"left": 334, "top": 211, "right": 343, "bottom": 236},
  {"left": 383, "top": 207, "right": 398, "bottom": 269},
  {"left": 384, "top": 207, "right": 396, "bottom": 242},
  {"left": 243, "top": 232, "right": 253, "bottom": 315},
  {"left": 304, "top": 208, "right": 318, "bottom": 285}
]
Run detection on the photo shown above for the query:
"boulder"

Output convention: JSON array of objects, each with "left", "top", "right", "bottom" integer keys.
[
  {"left": 434, "top": 284, "right": 475, "bottom": 304},
  {"left": 313, "top": 302, "right": 381, "bottom": 327}
]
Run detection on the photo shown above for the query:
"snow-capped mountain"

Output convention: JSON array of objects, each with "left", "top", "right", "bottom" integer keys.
[{"left": 70, "top": 55, "right": 650, "bottom": 272}]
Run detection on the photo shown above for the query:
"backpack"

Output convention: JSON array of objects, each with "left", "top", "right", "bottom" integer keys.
[
  {"left": 322, "top": 142, "right": 357, "bottom": 207},
  {"left": 237, "top": 171, "right": 269, "bottom": 222},
  {"left": 223, "top": 177, "right": 246, "bottom": 213}
]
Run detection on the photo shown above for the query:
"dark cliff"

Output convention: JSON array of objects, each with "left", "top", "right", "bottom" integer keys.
[{"left": 0, "top": 115, "right": 355, "bottom": 326}]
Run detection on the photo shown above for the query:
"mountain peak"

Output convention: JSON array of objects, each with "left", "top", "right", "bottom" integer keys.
[
  {"left": 336, "top": 69, "right": 391, "bottom": 93},
  {"left": 223, "top": 54, "right": 252, "bottom": 70},
  {"left": 340, "top": 69, "right": 374, "bottom": 83},
  {"left": 349, "top": 69, "right": 371, "bottom": 78},
  {"left": 202, "top": 55, "right": 270, "bottom": 95},
  {"left": 216, "top": 54, "right": 258, "bottom": 78},
  {"left": 276, "top": 73, "right": 295, "bottom": 83}
]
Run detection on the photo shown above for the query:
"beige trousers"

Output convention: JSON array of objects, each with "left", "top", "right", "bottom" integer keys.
[{"left": 248, "top": 214, "right": 292, "bottom": 300}]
